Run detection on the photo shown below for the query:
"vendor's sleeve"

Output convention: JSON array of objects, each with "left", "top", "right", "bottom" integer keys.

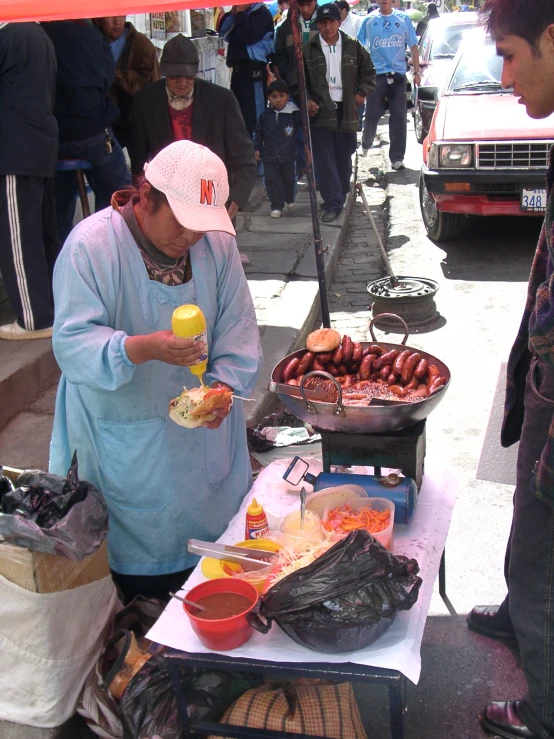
[
  {"left": 52, "top": 240, "right": 136, "bottom": 391},
  {"left": 205, "top": 237, "right": 263, "bottom": 396}
]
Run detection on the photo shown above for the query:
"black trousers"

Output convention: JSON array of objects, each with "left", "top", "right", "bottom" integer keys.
[
  {"left": 0, "top": 175, "right": 60, "bottom": 330},
  {"left": 311, "top": 125, "right": 356, "bottom": 213},
  {"left": 498, "top": 356, "right": 554, "bottom": 737},
  {"left": 231, "top": 65, "right": 267, "bottom": 139},
  {"left": 263, "top": 160, "right": 296, "bottom": 210},
  {"left": 363, "top": 73, "right": 408, "bottom": 163}
]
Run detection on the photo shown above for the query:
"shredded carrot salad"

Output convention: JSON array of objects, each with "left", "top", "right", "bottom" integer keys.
[{"left": 323, "top": 504, "right": 391, "bottom": 534}]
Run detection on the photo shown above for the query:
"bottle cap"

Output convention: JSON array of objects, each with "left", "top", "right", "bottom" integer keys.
[
  {"left": 172, "top": 304, "right": 206, "bottom": 338},
  {"left": 247, "top": 498, "right": 264, "bottom": 516}
]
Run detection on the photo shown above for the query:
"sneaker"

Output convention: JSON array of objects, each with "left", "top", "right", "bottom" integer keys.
[
  {"left": 359, "top": 148, "right": 369, "bottom": 158},
  {"left": 285, "top": 202, "right": 296, "bottom": 211},
  {"left": 391, "top": 160, "right": 405, "bottom": 170},
  {"left": 270, "top": 209, "right": 282, "bottom": 218},
  {"left": 240, "top": 254, "right": 250, "bottom": 266},
  {"left": 321, "top": 209, "right": 342, "bottom": 223},
  {"left": 0, "top": 321, "right": 53, "bottom": 341}
]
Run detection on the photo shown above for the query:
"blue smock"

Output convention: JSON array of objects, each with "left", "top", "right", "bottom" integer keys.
[{"left": 49, "top": 207, "right": 263, "bottom": 576}]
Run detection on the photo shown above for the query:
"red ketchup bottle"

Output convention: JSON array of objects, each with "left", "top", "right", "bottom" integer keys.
[{"left": 245, "top": 498, "right": 270, "bottom": 540}]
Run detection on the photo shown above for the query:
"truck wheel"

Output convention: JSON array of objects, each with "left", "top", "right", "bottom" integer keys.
[
  {"left": 414, "top": 105, "right": 426, "bottom": 144},
  {"left": 419, "top": 176, "right": 465, "bottom": 242}
]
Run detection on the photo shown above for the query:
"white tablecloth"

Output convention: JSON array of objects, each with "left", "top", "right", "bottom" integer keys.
[{"left": 147, "top": 456, "right": 456, "bottom": 685}]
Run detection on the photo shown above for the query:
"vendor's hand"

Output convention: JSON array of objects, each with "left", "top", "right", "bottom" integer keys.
[
  {"left": 254, "top": 151, "right": 261, "bottom": 161},
  {"left": 202, "top": 381, "right": 234, "bottom": 429},
  {"left": 307, "top": 100, "right": 319, "bottom": 117},
  {"left": 354, "top": 93, "right": 365, "bottom": 107},
  {"left": 126, "top": 331, "right": 206, "bottom": 366},
  {"left": 227, "top": 201, "right": 240, "bottom": 219}
]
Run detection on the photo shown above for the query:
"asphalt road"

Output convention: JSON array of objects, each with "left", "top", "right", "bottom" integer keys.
[{"left": 330, "top": 119, "right": 542, "bottom": 738}]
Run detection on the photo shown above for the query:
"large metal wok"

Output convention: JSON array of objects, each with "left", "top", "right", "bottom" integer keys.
[{"left": 268, "top": 314, "right": 450, "bottom": 434}]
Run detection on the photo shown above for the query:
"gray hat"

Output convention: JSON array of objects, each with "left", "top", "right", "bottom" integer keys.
[{"left": 160, "top": 34, "right": 199, "bottom": 77}]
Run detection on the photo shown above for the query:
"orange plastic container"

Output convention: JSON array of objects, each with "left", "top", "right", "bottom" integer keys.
[
  {"left": 183, "top": 578, "right": 259, "bottom": 651},
  {"left": 322, "top": 498, "right": 395, "bottom": 550}
]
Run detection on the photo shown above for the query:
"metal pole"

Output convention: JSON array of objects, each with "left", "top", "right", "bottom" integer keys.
[{"left": 289, "top": 0, "right": 331, "bottom": 328}]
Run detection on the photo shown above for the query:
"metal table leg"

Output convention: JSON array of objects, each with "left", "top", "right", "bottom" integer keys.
[{"left": 439, "top": 548, "right": 446, "bottom": 599}]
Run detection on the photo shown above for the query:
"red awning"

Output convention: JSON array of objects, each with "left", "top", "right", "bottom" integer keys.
[{"left": 0, "top": 0, "right": 253, "bottom": 23}]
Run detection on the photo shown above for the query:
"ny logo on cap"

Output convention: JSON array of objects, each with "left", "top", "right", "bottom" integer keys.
[{"left": 200, "top": 179, "right": 216, "bottom": 206}]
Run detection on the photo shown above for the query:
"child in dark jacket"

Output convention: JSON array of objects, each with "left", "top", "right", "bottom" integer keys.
[{"left": 253, "top": 80, "right": 302, "bottom": 218}]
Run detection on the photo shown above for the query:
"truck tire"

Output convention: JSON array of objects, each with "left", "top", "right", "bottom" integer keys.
[
  {"left": 419, "top": 175, "right": 465, "bottom": 242},
  {"left": 414, "top": 104, "right": 426, "bottom": 144}
]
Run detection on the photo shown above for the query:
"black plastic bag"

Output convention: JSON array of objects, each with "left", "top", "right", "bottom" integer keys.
[
  {"left": 120, "top": 653, "right": 264, "bottom": 739},
  {"left": 0, "top": 451, "right": 108, "bottom": 559},
  {"left": 248, "top": 530, "right": 422, "bottom": 654},
  {"left": 247, "top": 409, "right": 319, "bottom": 453}
]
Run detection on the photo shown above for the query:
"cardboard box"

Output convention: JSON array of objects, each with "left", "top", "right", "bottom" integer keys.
[{"left": 0, "top": 466, "right": 110, "bottom": 593}]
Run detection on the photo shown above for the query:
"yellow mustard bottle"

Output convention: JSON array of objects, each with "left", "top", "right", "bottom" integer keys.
[{"left": 171, "top": 305, "right": 208, "bottom": 386}]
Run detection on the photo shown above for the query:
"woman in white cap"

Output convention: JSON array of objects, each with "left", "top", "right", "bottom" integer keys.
[{"left": 49, "top": 140, "right": 263, "bottom": 602}]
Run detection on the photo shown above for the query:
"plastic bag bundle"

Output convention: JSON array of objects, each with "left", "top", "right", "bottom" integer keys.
[
  {"left": 248, "top": 529, "right": 422, "bottom": 653},
  {"left": 0, "top": 452, "right": 108, "bottom": 559}
]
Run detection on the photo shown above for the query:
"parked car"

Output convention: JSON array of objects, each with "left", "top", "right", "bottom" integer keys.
[
  {"left": 413, "top": 13, "right": 481, "bottom": 143},
  {"left": 419, "top": 28, "right": 554, "bottom": 242}
]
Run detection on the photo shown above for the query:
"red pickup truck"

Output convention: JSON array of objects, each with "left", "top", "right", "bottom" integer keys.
[{"left": 419, "top": 28, "right": 554, "bottom": 241}]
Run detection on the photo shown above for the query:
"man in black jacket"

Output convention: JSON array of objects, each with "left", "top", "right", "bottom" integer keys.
[
  {"left": 0, "top": 23, "right": 59, "bottom": 340},
  {"left": 131, "top": 35, "right": 256, "bottom": 219},
  {"left": 44, "top": 20, "right": 131, "bottom": 244},
  {"left": 273, "top": 0, "right": 319, "bottom": 83}
]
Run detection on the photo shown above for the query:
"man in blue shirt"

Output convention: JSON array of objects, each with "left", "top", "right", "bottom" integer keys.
[{"left": 357, "top": 0, "right": 420, "bottom": 169}]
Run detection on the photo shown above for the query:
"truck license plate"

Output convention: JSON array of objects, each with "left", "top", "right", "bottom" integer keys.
[{"left": 521, "top": 188, "right": 547, "bottom": 212}]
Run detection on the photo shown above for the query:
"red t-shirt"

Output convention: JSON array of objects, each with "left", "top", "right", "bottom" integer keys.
[{"left": 169, "top": 103, "right": 193, "bottom": 142}]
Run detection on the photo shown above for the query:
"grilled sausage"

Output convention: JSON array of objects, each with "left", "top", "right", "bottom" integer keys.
[
  {"left": 313, "top": 358, "right": 328, "bottom": 372},
  {"left": 332, "top": 345, "right": 344, "bottom": 365},
  {"left": 429, "top": 376, "right": 447, "bottom": 394},
  {"left": 327, "top": 364, "right": 340, "bottom": 376},
  {"left": 296, "top": 351, "right": 315, "bottom": 376},
  {"left": 387, "top": 372, "right": 397, "bottom": 385},
  {"left": 379, "top": 364, "right": 392, "bottom": 380},
  {"left": 427, "top": 364, "right": 441, "bottom": 384},
  {"left": 414, "top": 358, "right": 429, "bottom": 380},
  {"left": 367, "top": 344, "right": 385, "bottom": 356},
  {"left": 373, "top": 349, "right": 399, "bottom": 370},
  {"left": 352, "top": 342, "right": 363, "bottom": 364},
  {"left": 389, "top": 385, "right": 407, "bottom": 397},
  {"left": 401, "top": 352, "right": 421, "bottom": 385},
  {"left": 342, "top": 374, "right": 355, "bottom": 389},
  {"left": 393, "top": 349, "right": 411, "bottom": 375},
  {"left": 318, "top": 351, "right": 334, "bottom": 363},
  {"left": 286, "top": 378, "right": 299, "bottom": 386},
  {"left": 282, "top": 357, "right": 300, "bottom": 383},
  {"left": 404, "top": 376, "right": 420, "bottom": 392},
  {"left": 337, "top": 364, "right": 349, "bottom": 376},
  {"left": 359, "top": 354, "right": 374, "bottom": 380},
  {"left": 342, "top": 335, "right": 354, "bottom": 364}
]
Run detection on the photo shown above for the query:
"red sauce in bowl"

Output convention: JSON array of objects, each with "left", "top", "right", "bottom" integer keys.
[{"left": 190, "top": 592, "right": 253, "bottom": 620}]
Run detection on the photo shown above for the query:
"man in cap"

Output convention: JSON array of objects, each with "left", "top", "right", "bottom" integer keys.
[
  {"left": 92, "top": 15, "right": 160, "bottom": 150},
  {"left": 292, "top": 3, "right": 375, "bottom": 222},
  {"left": 131, "top": 34, "right": 256, "bottom": 221},
  {"left": 50, "top": 140, "right": 263, "bottom": 603}
]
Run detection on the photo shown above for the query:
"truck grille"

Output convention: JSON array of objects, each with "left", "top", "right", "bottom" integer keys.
[{"left": 477, "top": 141, "right": 554, "bottom": 170}]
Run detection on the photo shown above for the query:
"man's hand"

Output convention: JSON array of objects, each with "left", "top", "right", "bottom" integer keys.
[
  {"left": 354, "top": 93, "right": 365, "bottom": 107},
  {"left": 227, "top": 201, "right": 240, "bottom": 219},
  {"left": 202, "top": 381, "right": 234, "bottom": 429},
  {"left": 254, "top": 151, "right": 261, "bottom": 161},
  {"left": 125, "top": 331, "right": 206, "bottom": 366},
  {"left": 307, "top": 100, "right": 319, "bottom": 117}
]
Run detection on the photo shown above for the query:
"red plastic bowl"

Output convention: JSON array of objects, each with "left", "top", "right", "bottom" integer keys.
[{"left": 183, "top": 577, "right": 259, "bottom": 651}]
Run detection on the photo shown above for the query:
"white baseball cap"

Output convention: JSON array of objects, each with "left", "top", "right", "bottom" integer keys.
[{"left": 143, "top": 141, "right": 235, "bottom": 236}]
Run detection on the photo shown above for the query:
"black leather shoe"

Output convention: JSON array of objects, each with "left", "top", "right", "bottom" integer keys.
[
  {"left": 467, "top": 605, "right": 516, "bottom": 640},
  {"left": 482, "top": 701, "right": 539, "bottom": 738},
  {"left": 321, "top": 209, "right": 342, "bottom": 223}
]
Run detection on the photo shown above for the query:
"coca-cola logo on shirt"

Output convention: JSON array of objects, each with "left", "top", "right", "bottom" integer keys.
[{"left": 372, "top": 34, "right": 404, "bottom": 48}]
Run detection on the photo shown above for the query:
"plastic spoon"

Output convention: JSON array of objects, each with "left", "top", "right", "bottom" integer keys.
[
  {"left": 169, "top": 591, "right": 207, "bottom": 611},
  {"left": 300, "top": 487, "right": 307, "bottom": 529}
]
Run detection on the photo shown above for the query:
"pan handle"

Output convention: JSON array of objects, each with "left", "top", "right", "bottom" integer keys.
[
  {"left": 299, "top": 371, "right": 345, "bottom": 417},
  {"left": 369, "top": 313, "right": 409, "bottom": 345}
]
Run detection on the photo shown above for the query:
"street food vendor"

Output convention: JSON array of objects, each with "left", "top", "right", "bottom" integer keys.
[{"left": 48, "top": 140, "right": 263, "bottom": 602}]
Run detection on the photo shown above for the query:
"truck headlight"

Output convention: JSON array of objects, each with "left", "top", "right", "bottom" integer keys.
[{"left": 439, "top": 144, "right": 473, "bottom": 168}]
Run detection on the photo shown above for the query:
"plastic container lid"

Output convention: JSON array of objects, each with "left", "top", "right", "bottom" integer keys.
[
  {"left": 322, "top": 497, "right": 395, "bottom": 550},
  {"left": 247, "top": 498, "right": 264, "bottom": 516}
]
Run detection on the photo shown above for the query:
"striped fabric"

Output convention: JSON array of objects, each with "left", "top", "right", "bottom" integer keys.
[
  {"left": 5, "top": 175, "right": 34, "bottom": 330},
  {"left": 208, "top": 679, "right": 368, "bottom": 739}
]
